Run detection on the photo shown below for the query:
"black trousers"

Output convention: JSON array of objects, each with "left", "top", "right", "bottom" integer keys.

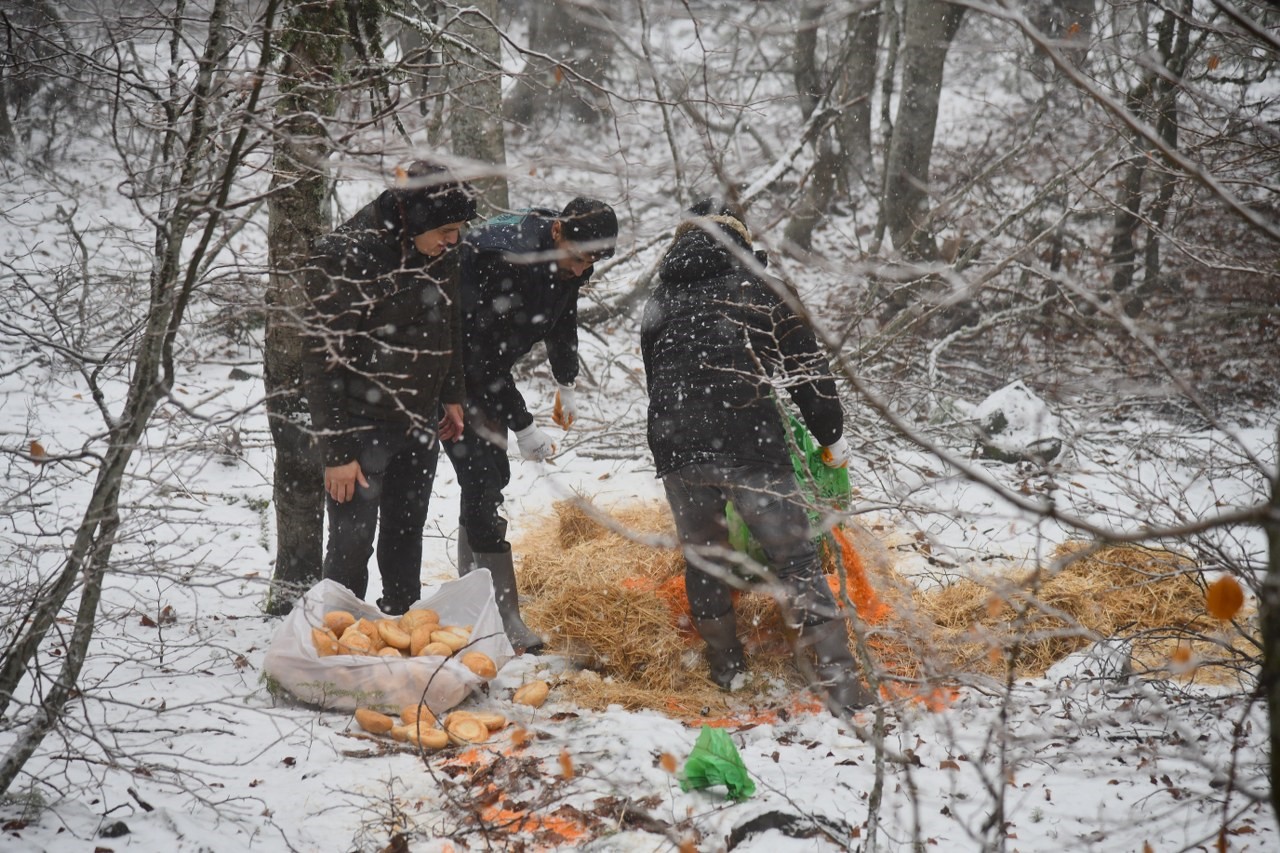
[
  {"left": 443, "top": 411, "right": 511, "bottom": 553},
  {"left": 323, "top": 420, "right": 439, "bottom": 609},
  {"left": 662, "top": 460, "right": 838, "bottom": 627}
]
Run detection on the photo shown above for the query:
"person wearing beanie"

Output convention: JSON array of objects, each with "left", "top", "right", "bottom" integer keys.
[
  {"left": 300, "top": 159, "right": 477, "bottom": 615},
  {"left": 640, "top": 198, "right": 872, "bottom": 715},
  {"left": 444, "top": 196, "right": 619, "bottom": 653}
]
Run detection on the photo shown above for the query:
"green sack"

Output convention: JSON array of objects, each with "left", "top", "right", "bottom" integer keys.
[
  {"left": 785, "top": 413, "right": 851, "bottom": 506},
  {"left": 726, "top": 414, "right": 850, "bottom": 559},
  {"left": 679, "top": 725, "right": 756, "bottom": 801}
]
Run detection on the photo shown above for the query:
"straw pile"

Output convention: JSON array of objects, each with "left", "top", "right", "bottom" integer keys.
[
  {"left": 513, "top": 502, "right": 1257, "bottom": 715},
  {"left": 516, "top": 500, "right": 913, "bottom": 713},
  {"left": 915, "top": 541, "right": 1254, "bottom": 682}
]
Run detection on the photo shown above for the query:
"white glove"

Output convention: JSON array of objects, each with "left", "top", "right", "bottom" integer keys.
[
  {"left": 515, "top": 424, "right": 556, "bottom": 461},
  {"left": 820, "top": 436, "right": 850, "bottom": 469},
  {"left": 552, "top": 384, "right": 577, "bottom": 430}
]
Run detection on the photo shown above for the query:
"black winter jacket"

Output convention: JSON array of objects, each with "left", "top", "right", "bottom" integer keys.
[
  {"left": 641, "top": 227, "right": 843, "bottom": 476},
  {"left": 301, "top": 192, "right": 464, "bottom": 467},
  {"left": 457, "top": 209, "right": 590, "bottom": 432}
]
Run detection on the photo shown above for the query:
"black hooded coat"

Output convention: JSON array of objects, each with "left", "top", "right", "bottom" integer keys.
[
  {"left": 455, "top": 210, "right": 590, "bottom": 432},
  {"left": 641, "top": 224, "right": 844, "bottom": 477},
  {"left": 301, "top": 192, "right": 465, "bottom": 467}
]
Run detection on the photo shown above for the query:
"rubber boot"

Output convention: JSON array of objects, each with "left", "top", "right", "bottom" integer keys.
[
  {"left": 456, "top": 527, "right": 476, "bottom": 575},
  {"left": 693, "top": 611, "right": 747, "bottom": 690},
  {"left": 472, "top": 548, "right": 545, "bottom": 654},
  {"left": 799, "top": 619, "right": 874, "bottom": 713}
]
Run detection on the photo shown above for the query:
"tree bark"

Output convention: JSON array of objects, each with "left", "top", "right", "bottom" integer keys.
[
  {"left": 445, "top": 0, "right": 508, "bottom": 212},
  {"left": 1265, "top": 425, "right": 1280, "bottom": 829},
  {"left": 883, "top": 0, "right": 965, "bottom": 261},
  {"left": 1029, "top": 0, "right": 1095, "bottom": 70},
  {"left": 506, "top": 0, "right": 614, "bottom": 126},
  {"left": 263, "top": 0, "right": 345, "bottom": 615},
  {"left": 785, "top": 1, "right": 883, "bottom": 251}
]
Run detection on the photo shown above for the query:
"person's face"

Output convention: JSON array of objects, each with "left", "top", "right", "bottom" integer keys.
[
  {"left": 412, "top": 222, "right": 466, "bottom": 257},
  {"left": 550, "top": 221, "right": 596, "bottom": 280}
]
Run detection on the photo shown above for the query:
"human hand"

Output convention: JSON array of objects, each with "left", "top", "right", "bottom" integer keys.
[
  {"left": 515, "top": 424, "right": 556, "bottom": 462},
  {"left": 552, "top": 384, "right": 577, "bottom": 430},
  {"left": 325, "top": 460, "right": 368, "bottom": 502},
  {"left": 820, "top": 437, "right": 850, "bottom": 469},
  {"left": 439, "top": 403, "right": 464, "bottom": 442}
]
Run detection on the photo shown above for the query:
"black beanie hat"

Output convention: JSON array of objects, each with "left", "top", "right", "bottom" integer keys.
[
  {"left": 390, "top": 160, "right": 477, "bottom": 236},
  {"left": 558, "top": 197, "right": 618, "bottom": 260}
]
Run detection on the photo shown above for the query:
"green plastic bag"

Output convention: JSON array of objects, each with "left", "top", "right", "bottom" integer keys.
[{"left": 679, "top": 725, "right": 756, "bottom": 801}]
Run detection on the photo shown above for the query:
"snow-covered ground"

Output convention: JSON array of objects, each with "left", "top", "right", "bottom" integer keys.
[{"left": 1, "top": 282, "right": 1273, "bottom": 850}]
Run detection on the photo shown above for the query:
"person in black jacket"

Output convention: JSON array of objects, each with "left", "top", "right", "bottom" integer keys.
[
  {"left": 301, "top": 160, "right": 477, "bottom": 615},
  {"left": 641, "top": 199, "right": 871, "bottom": 713},
  {"left": 445, "top": 197, "right": 619, "bottom": 653}
]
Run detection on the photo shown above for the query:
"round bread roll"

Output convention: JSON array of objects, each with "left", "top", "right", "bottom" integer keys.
[
  {"left": 405, "top": 726, "right": 450, "bottom": 750},
  {"left": 409, "top": 624, "right": 436, "bottom": 656},
  {"left": 445, "top": 714, "right": 488, "bottom": 745},
  {"left": 418, "top": 641, "right": 455, "bottom": 658},
  {"left": 459, "top": 651, "right": 498, "bottom": 680},
  {"left": 376, "top": 646, "right": 403, "bottom": 658},
  {"left": 401, "top": 704, "right": 437, "bottom": 727},
  {"left": 430, "top": 629, "right": 468, "bottom": 653},
  {"left": 323, "top": 610, "right": 357, "bottom": 636},
  {"left": 311, "top": 627, "right": 339, "bottom": 657},
  {"left": 398, "top": 609, "right": 439, "bottom": 632},
  {"left": 354, "top": 708, "right": 395, "bottom": 735},
  {"left": 337, "top": 631, "right": 374, "bottom": 655},
  {"left": 350, "top": 617, "right": 384, "bottom": 650},
  {"left": 440, "top": 625, "right": 472, "bottom": 641},
  {"left": 469, "top": 711, "right": 507, "bottom": 732},
  {"left": 377, "top": 620, "right": 412, "bottom": 650},
  {"left": 512, "top": 680, "right": 550, "bottom": 708}
]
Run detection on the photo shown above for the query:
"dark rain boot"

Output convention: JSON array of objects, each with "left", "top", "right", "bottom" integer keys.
[
  {"left": 799, "top": 619, "right": 875, "bottom": 713},
  {"left": 473, "top": 549, "right": 545, "bottom": 654},
  {"left": 456, "top": 527, "right": 476, "bottom": 575},
  {"left": 693, "top": 611, "right": 747, "bottom": 690}
]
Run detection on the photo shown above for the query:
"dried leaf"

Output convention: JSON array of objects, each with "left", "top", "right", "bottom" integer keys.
[
  {"left": 29, "top": 439, "right": 47, "bottom": 460},
  {"left": 559, "top": 749, "right": 575, "bottom": 779},
  {"left": 1207, "top": 54, "right": 1220, "bottom": 71},
  {"left": 659, "top": 752, "right": 677, "bottom": 773}
]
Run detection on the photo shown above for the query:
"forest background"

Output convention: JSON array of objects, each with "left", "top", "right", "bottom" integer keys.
[{"left": 0, "top": 0, "right": 1277, "bottom": 851}]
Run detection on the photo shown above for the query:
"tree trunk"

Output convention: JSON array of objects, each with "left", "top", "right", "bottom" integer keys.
[
  {"left": 785, "top": 1, "right": 883, "bottom": 251},
  {"left": 263, "top": 0, "right": 345, "bottom": 615},
  {"left": 837, "top": 2, "right": 883, "bottom": 176},
  {"left": 1138, "top": 6, "right": 1190, "bottom": 315},
  {"left": 1109, "top": 7, "right": 1184, "bottom": 317},
  {"left": 793, "top": 3, "right": 825, "bottom": 122},
  {"left": 445, "top": 0, "right": 509, "bottom": 212},
  {"left": 1265, "top": 425, "right": 1280, "bottom": 829},
  {"left": 505, "top": 0, "right": 614, "bottom": 126},
  {"left": 883, "top": 0, "right": 965, "bottom": 261},
  {"left": 1029, "top": 0, "right": 1095, "bottom": 70}
]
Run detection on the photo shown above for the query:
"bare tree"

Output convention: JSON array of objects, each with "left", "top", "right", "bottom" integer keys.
[
  {"left": 0, "top": 0, "right": 273, "bottom": 793},
  {"left": 785, "top": 0, "right": 884, "bottom": 251},
  {"left": 262, "top": 0, "right": 347, "bottom": 615},
  {"left": 442, "top": 0, "right": 509, "bottom": 211},
  {"left": 504, "top": 0, "right": 615, "bottom": 127},
  {"left": 882, "top": 0, "right": 966, "bottom": 261}
]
